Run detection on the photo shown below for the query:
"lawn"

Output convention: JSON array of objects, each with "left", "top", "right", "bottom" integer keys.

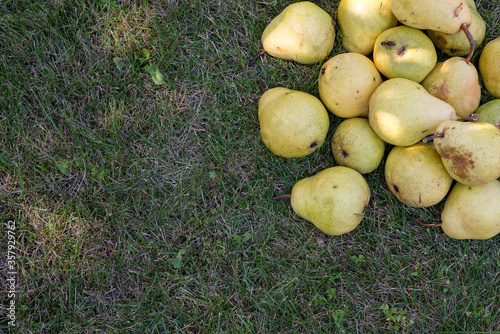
[{"left": 0, "top": 0, "right": 499, "bottom": 332}]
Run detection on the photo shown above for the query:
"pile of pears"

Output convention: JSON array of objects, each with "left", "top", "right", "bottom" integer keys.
[{"left": 252, "top": 1, "right": 500, "bottom": 240}]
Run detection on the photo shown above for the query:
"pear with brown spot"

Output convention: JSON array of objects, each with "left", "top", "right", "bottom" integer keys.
[
  {"left": 429, "top": 120, "right": 500, "bottom": 185},
  {"left": 421, "top": 57, "right": 481, "bottom": 117}
]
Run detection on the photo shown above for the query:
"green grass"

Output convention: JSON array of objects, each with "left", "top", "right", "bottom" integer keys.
[{"left": 1, "top": 0, "right": 499, "bottom": 332}]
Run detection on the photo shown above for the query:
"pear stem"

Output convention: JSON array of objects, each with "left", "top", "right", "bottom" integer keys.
[
  {"left": 461, "top": 23, "right": 476, "bottom": 64},
  {"left": 495, "top": 121, "right": 500, "bottom": 130},
  {"left": 248, "top": 50, "right": 266, "bottom": 67},
  {"left": 272, "top": 194, "right": 292, "bottom": 201},
  {"left": 422, "top": 133, "right": 444, "bottom": 143},
  {"left": 413, "top": 218, "right": 442, "bottom": 227},
  {"left": 457, "top": 113, "right": 479, "bottom": 122}
]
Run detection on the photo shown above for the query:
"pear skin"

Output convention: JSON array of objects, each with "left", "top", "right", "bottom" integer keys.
[
  {"left": 368, "top": 78, "right": 457, "bottom": 147},
  {"left": 290, "top": 166, "right": 370, "bottom": 236},
  {"left": 441, "top": 180, "right": 500, "bottom": 240},
  {"left": 479, "top": 37, "right": 500, "bottom": 98},
  {"left": 261, "top": 1, "right": 335, "bottom": 64},
  {"left": 421, "top": 57, "right": 481, "bottom": 117},
  {"left": 385, "top": 143, "right": 453, "bottom": 208},
  {"left": 432, "top": 120, "right": 500, "bottom": 185},
  {"left": 338, "top": 0, "right": 397, "bottom": 55},
  {"left": 258, "top": 87, "right": 330, "bottom": 158},
  {"left": 475, "top": 99, "right": 500, "bottom": 125},
  {"left": 389, "top": 0, "right": 472, "bottom": 34},
  {"left": 318, "top": 53, "right": 383, "bottom": 118}
]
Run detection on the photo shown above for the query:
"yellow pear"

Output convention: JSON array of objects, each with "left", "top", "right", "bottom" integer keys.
[
  {"left": 318, "top": 53, "right": 383, "bottom": 118},
  {"left": 385, "top": 143, "right": 453, "bottom": 208},
  {"left": 337, "top": 0, "right": 397, "bottom": 55},
  {"left": 440, "top": 180, "right": 500, "bottom": 240},
  {"left": 479, "top": 37, "right": 500, "bottom": 98},
  {"left": 289, "top": 166, "right": 370, "bottom": 235},
  {"left": 261, "top": 1, "right": 335, "bottom": 65},
  {"left": 389, "top": 0, "right": 471, "bottom": 34},
  {"left": 427, "top": 10, "right": 485, "bottom": 57},
  {"left": 373, "top": 26, "right": 437, "bottom": 83},
  {"left": 420, "top": 57, "right": 481, "bottom": 117},
  {"left": 331, "top": 118, "right": 386, "bottom": 174},
  {"left": 368, "top": 78, "right": 457, "bottom": 146},
  {"left": 258, "top": 87, "right": 329, "bottom": 158},
  {"left": 475, "top": 99, "right": 500, "bottom": 125},
  {"left": 430, "top": 120, "right": 500, "bottom": 185}
]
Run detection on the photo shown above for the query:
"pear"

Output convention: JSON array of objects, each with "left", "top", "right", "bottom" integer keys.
[
  {"left": 337, "top": 0, "right": 398, "bottom": 55},
  {"left": 389, "top": 0, "right": 476, "bottom": 62},
  {"left": 258, "top": 87, "right": 329, "bottom": 158},
  {"left": 331, "top": 118, "right": 386, "bottom": 174},
  {"left": 385, "top": 143, "right": 453, "bottom": 208},
  {"left": 475, "top": 99, "right": 500, "bottom": 126},
  {"left": 429, "top": 120, "right": 500, "bottom": 185},
  {"left": 260, "top": 1, "right": 335, "bottom": 65},
  {"left": 368, "top": 78, "right": 457, "bottom": 147},
  {"left": 318, "top": 53, "right": 383, "bottom": 118},
  {"left": 479, "top": 37, "right": 500, "bottom": 98},
  {"left": 427, "top": 10, "right": 486, "bottom": 58},
  {"left": 373, "top": 26, "right": 437, "bottom": 83},
  {"left": 288, "top": 166, "right": 370, "bottom": 236},
  {"left": 420, "top": 57, "right": 481, "bottom": 117},
  {"left": 440, "top": 180, "right": 500, "bottom": 240}
]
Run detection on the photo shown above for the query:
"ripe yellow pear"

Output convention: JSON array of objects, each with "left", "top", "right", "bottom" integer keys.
[
  {"left": 261, "top": 1, "right": 335, "bottom": 64},
  {"left": 368, "top": 78, "right": 457, "bottom": 146},
  {"left": 475, "top": 99, "right": 500, "bottom": 125},
  {"left": 373, "top": 26, "right": 437, "bottom": 83},
  {"left": 420, "top": 57, "right": 481, "bottom": 117},
  {"left": 331, "top": 118, "right": 386, "bottom": 174},
  {"left": 441, "top": 180, "right": 500, "bottom": 240},
  {"left": 389, "top": 0, "right": 471, "bottom": 34},
  {"left": 428, "top": 10, "right": 485, "bottom": 57},
  {"left": 430, "top": 120, "right": 500, "bottom": 185},
  {"left": 479, "top": 37, "right": 500, "bottom": 98},
  {"left": 385, "top": 143, "right": 453, "bottom": 208},
  {"left": 258, "top": 87, "right": 329, "bottom": 158},
  {"left": 289, "top": 166, "right": 370, "bottom": 236},
  {"left": 318, "top": 53, "right": 383, "bottom": 118},
  {"left": 337, "top": 0, "right": 397, "bottom": 55}
]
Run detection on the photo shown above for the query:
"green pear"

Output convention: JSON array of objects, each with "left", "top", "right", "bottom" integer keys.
[
  {"left": 420, "top": 57, "right": 481, "bottom": 117},
  {"left": 385, "top": 143, "right": 453, "bottom": 207},
  {"left": 465, "top": 0, "right": 477, "bottom": 12},
  {"left": 261, "top": 1, "right": 335, "bottom": 65},
  {"left": 479, "top": 37, "right": 500, "bottom": 98},
  {"left": 337, "top": 0, "right": 397, "bottom": 55},
  {"left": 318, "top": 53, "right": 383, "bottom": 118},
  {"left": 389, "top": 0, "right": 471, "bottom": 34},
  {"left": 289, "top": 166, "right": 370, "bottom": 235},
  {"left": 331, "top": 118, "right": 386, "bottom": 174},
  {"left": 427, "top": 10, "right": 486, "bottom": 57},
  {"left": 373, "top": 26, "right": 437, "bottom": 83},
  {"left": 258, "top": 87, "right": 329, "bottom": 158},
  {"left": 430, "top": 120, "right": 500, "bottom": 185},
  {"left": 368, "top": 78, "right": 457, "bottom": 146},
  {"left": 440, "top": 180, "right": 500, "bottom": 240},
  {"left": 475, "top": 99, "right": 500, "bottom": 125}
]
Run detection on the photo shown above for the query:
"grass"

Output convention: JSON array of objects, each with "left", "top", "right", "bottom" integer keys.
[{"left": 0, "top": 0, "right": 499, "bottom": 332}]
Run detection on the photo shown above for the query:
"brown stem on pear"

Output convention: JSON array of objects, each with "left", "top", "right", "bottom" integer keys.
[
  {"left": 461, "top": 23, "right": 476, "bottom": 64},
  {"left": 422, "top": 133, "right": 444, "bottom": 143},
  {"left": 414, "top": 218, "right": 442, "bottom": 227},
  {"left": 457, "top": 113, "right": 479, "bottom": 121},
  {"left": 272, "top": 194, "right": 292, "bottom": 201},
  {"left": 248, "top": 50, "right": 266, "bottom": 67},
  {"left": 495, "top": 121, "right": 500, "bottom": 130}
]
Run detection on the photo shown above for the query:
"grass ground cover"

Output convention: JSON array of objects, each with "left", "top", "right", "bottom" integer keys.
[{"left": 0, "top": 0, "right": 499, "bottom": 332}]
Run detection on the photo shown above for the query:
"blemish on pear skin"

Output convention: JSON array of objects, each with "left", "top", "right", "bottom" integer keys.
[
  {"left": 393, "top": 185, "right": 399, "bottom": 193},
  {"left": 342, "top": 150, "right": 349, "bottom": 158},
  {"left": 438, "top": 144, "right": 475, "bottom": 181},
  {"left": 453, "top": 3, "right": 464, "bottom": 18},
  {"left": 320, "top": 67, "right": 326, "bottom": 75},
  {"left": 309, "top": 141, "right": 318, "bottom": 149},
  {"left": 436, "top": 35, "right": 448, "bottom": 46}
]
